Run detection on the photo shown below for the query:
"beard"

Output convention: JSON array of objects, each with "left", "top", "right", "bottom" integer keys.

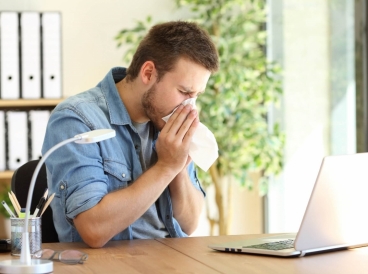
[{"left": 141, "top": 83, "right": 166, "bottom": 130}]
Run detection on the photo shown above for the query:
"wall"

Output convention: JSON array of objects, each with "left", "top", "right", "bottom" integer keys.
[{"left": 0, "top": 0, "right": 185, "bottom": 96}]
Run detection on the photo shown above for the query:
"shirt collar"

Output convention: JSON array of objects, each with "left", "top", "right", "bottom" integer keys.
[{"left": 100, "top": 67, "right": 131, "bottom": 126}]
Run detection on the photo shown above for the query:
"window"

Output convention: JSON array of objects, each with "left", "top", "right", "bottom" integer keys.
[{"left": 266, "top": 0, "right": 366, "bottom": 232}]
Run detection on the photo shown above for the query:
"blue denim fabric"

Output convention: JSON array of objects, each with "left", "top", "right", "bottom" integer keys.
[{"left": 42, "top": 67, "right": 205, "bottom": 242}]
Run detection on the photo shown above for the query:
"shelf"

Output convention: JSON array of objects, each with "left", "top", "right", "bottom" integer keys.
[
  {"left": 0, "top": 99, "right": 64, "bottom": 109},
  {"left": 0, "top": 99, "right": 64, "bottom": 184},
  {"left": 0, "top": 171, "right": 13, "bottom": 181}
]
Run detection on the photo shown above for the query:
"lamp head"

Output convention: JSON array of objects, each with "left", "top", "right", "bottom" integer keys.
[{"left": 74, "top": 129, "right": 116, "bottom": 144}]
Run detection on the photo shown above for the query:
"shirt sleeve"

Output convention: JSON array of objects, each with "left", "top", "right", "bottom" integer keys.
[
  {"left": 42, "top": 107, "right": 110, "bottom": 221},
  {"left": 187, "top": 162, "right": 206, "bottom": 197}
]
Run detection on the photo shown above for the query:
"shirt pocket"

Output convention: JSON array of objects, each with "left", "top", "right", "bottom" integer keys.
[{"left": 103, "top": 160, "right": 132, "bottom": 192}]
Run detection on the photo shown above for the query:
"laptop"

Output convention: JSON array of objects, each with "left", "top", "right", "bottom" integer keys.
[{"left": 209, "top": 153, "right": 368, "bottom": 257}]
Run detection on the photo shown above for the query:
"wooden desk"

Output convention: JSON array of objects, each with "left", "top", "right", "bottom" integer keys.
[
  {"left": 0, "top": 240, "right": 215, "bottom": 273},
  {"left": 1, "top": 235, "right": 368, "bottom": 273},
  {"left": 157, "top": 235, "right": 368, "bottom": 274}
]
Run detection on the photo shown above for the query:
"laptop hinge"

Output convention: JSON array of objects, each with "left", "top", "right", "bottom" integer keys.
[{"left": 299, "top": 250, "right": 307, "bottom": 257}]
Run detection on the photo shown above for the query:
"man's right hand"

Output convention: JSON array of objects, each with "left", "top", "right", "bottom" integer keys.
[{"left": 155, "top": 104, "right": 199, "bottom": 174}]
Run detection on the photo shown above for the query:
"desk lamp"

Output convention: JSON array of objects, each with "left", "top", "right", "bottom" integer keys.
[{"left": 0, "top": 129, "right": 116, "bottom": 273}]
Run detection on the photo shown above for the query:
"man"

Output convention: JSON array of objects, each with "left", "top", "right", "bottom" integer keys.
[{"left": 42, "top": 21, "right": 219, "bottom": 248}]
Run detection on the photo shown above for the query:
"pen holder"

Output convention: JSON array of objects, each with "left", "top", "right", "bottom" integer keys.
[{"left": 10, "top": 217, "right": 42, "bottom": 256}]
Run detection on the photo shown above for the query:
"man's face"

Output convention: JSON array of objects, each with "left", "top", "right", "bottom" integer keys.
[{"left": 142, "top": 58, "right": 211, "bottom": 130}]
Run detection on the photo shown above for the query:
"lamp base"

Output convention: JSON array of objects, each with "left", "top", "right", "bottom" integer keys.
[{"left": 0, "top": 259, "right": 53, "bottom": 273}]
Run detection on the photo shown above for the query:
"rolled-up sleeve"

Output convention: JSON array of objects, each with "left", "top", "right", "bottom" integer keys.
[{"left": 187, "top": 162, "right": 206, "bottom": 197}]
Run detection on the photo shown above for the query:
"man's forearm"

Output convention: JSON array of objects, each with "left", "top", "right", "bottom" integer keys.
[
  {"left": 74, "top": 162, "right": 177, "bottom": 248},
  {"left": 169, "top": 169, "right": 204, "bottom": 235}
]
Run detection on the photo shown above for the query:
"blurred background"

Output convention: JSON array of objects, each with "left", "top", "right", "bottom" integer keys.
[{"left": 0, "top": 0, "right": 366, "bottom": 238}]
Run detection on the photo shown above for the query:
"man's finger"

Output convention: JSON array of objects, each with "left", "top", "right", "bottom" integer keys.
[
  {"left": 177, "top": 109, "right": 198, "bottom": 140},
  {"left": 165, "top": 104, "right": 193, "bottom": 135},
  {"left": 185, "top": 115, "right": 199, "bottom": 142}
]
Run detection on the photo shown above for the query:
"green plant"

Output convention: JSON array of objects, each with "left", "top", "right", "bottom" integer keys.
[
  {"left": 115, "top": 0, "right": 284, "bottom": 235},
  {"left": 0, "top": 185, "right": 14, "bottom": 218}
]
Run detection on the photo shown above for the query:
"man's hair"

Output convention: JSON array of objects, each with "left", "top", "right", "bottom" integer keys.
[{"left": 126, "top": 21, "right": 219, "bottom": 82}]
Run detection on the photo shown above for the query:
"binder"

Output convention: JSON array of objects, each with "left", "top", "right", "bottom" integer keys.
[
  {"left": 42, "top": 12, "right": 62, "bottom": 98},
  {"left": 0, "top": 111, "right": 5, "bottom": 171},
  {"left": 21, "top": 12, "right": 41, "bottom": 99},
  {"left": 0, "top": 12, "right": 20, "bottom": 99},
  {"left": 29, "top": 110, "right": 50, "bottom": 160},
  {"left": 6, "top": 111, "right": 28, "bottom": 170}
]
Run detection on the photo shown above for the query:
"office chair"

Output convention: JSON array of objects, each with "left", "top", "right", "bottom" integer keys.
[{"left": 11, "top": 160, "right": 59, "bottom": 243}]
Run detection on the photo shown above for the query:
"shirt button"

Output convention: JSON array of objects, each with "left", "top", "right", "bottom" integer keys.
[
  {"left": 135, "top": 145, "right": 139, "bottom": 150},
  {"left": 60, "top": 185, "right": 65, "bottom": 190},
  {"left": 122, "top": 173, "right": 126, "bottom": 178},
  {"left": 166, "top": 215, "right": 170, "bottom": 219}
]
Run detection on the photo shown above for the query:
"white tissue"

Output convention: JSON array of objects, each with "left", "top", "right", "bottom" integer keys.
[{"left": 162, "top": 98, "right": 218, "bottom": 171}]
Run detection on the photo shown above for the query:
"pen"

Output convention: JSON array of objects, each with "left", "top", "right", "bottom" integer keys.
[
  {"left": 40, "top": 193, "right": 55, "bottom": 216},
  {"left": 18, "top": 208, "right": 28, "bottom": 219},
  {"left": 8, "top": 193, "right": 20, "bottom": 217},
  {"left": 33, "top": 197, "right": 45, "bottom": 218},
  {"left": 36, "top": 196, "right": 48, "bottom": 218},
  {"left": 1, "top": 200, "right": 16, "bottom": 218}
]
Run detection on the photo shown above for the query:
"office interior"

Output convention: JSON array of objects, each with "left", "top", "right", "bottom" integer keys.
[{"left": 0, "top": 0, "right": 367, "bottom": 239}]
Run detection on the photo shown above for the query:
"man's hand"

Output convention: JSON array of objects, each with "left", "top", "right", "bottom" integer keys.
[
  {"left": 155, "top": 104, "right": 204, "bottom": 235},
  {"left": 156, "top": 104, "right": 199, "bottom": 174}
]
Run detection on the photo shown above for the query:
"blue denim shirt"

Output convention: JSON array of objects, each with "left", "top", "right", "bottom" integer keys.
[{"left": 42, "top": 67, "right": 205, "bottom": 242}]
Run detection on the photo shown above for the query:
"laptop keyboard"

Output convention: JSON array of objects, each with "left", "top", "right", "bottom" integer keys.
[{"left": 243, "top": 239, "right": 295, "bottom": 251}]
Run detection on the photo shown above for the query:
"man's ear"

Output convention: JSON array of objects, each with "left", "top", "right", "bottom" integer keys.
[{"left": 140, "top": 61, "right": 156, "bottom": 84}]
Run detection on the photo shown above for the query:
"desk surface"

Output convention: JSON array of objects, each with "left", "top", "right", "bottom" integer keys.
[
  {"left": 158, "top": 234, "right": 368, "bottom": 274},
  {"left": 1, "top": 234, "right": 368, "bottom": 273}
]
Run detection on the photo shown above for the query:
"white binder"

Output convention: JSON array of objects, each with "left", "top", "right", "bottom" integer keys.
[
  {"left": 21, "top": 12, "right": 41, "bottom": 99},
  {"left": 6, "top": 111, "right": 28, "bottom": 170},
  {"left": 0, "top": 12, "right": 20, "bottom": 99},
  {"left": 42, "top": 12, "right": 62, "bottom": 98},
  {"left": 29, "top": 110, "right": 50, "bottom": 160},
  {"left": 0, "top": 111, "right": 5, "bottom": 171}
]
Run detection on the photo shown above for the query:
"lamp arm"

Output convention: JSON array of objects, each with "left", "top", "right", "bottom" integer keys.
[{"left": 20, "top": 136, "right": 81, "bottom": 263}]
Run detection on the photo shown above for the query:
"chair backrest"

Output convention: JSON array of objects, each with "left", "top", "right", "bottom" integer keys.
[{"left": 11, "top": 160, "right": 59, "bottom": 243}]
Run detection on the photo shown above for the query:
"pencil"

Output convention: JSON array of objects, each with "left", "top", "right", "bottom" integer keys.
[
  {"left": 8, "top": 193, "right": 20, "bottom": 217},
  {"left": 40, "top": 193, "right": 55, "bottom": 217},
  {"left": 10, "top": 191, "right": 21, "bottom": 212}
]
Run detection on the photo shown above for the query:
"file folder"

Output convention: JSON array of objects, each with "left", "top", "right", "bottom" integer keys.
[
  {"left": 0, "top": 111, "right": 5, "bottom": 171},
  {"left": 21, "top": 12, "right": 41, "bottom": 99},
  {"left": 0, "top": 12, "right": 20, "bottom": 99},
  {"left": 42, "top": 12, "right": 62, "bottom": 98},
  {"left": 29, "top": 110, "right": 50, "bottom": 160},
  {"left": 6, "top": 111, "right": 28, "bottom": 170}
]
